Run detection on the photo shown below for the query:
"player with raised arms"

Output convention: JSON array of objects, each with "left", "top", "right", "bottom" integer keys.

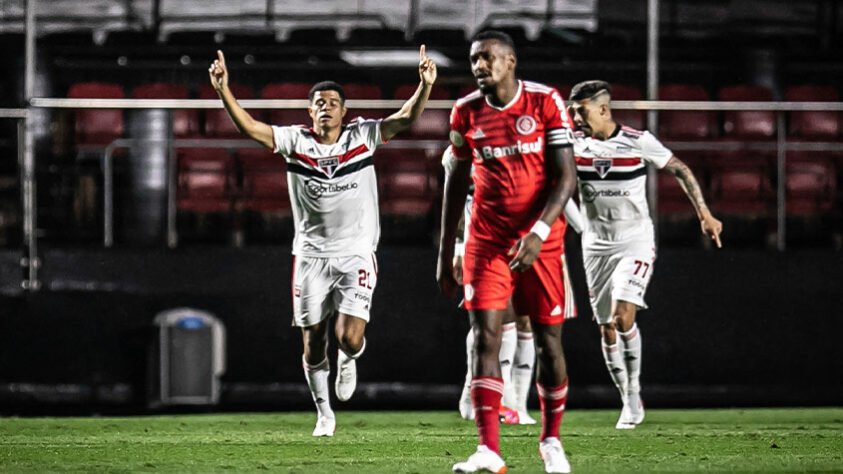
[
  {"left": 438, "top": 31, "right": 578, "bottom": 473},
  {"left": 209, "top": 47, "right": 437, "bottom": 436},
  {"left": 567, "top": 80, "right": 722, "bottom": 429}
]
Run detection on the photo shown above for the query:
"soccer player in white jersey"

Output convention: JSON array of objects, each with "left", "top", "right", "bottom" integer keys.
[
  {"left": 567, "top": 80, "right": 723, "bottom": 429},
  {"left": 443, "top": 146, "right": 582, "bottom": 426},
  {"left": 209, "top": 48, "right": 437, "bottom": 436}
]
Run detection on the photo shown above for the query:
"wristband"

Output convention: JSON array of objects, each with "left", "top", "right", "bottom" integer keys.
[
  {"left": 530, "top": 220, "right": 551, "bottom": 241},
  {"left": 453, "top": 242, "right": 465, "bottom": 257}
]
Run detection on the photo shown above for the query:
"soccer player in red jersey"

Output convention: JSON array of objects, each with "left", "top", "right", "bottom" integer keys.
[{"left": 437, "top": 30, "right": 578, "bottom": 474}]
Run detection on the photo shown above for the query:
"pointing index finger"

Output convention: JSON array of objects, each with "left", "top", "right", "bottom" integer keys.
[
  {"left": 420, "top": 44, "right": 426, "bottom": 60},
  {"left": 217, "top": 50, "right": 225, "bottom": 65}
]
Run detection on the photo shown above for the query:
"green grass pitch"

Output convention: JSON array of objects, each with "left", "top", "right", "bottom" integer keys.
[{"left": 1, "top": 408, "right": 841, "bottom": 472}]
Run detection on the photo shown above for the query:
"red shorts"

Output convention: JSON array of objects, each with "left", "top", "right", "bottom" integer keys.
[{"left": 463, "top": 246, "right": 570, "bottom": 325}]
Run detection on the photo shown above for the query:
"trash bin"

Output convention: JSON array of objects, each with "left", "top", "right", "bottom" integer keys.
[{"left": 148, "top": 308, "right": 226, "bottom": 407}]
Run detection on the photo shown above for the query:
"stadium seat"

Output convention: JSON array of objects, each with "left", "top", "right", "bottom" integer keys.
[
  {"left": 67, "top": 82, "right": 125, "bottom": 146},
  {"left": 610, "top": 84, "right": 646, "bottom": 131},
  {"left": 261, "top": 82, "right": 312, "bottom": 127},
  {"left": 393, "top": 84, "right": 451, "bottom": 138},
  {"left": 132, "top": 83, "right": 200, "bottom": 138},
  {"left": 176, "top": 148, "right": 236, "bottom": 213},
  {"left": 784, "top": 85, "right": 840, "bottom": 139},
  {"left": 718, "top": 85, "right": 776, "bottom": 139},
  {"left": 375, "top": 148, "right": 440, "bottom": 239},
  {"left": 708, "top": 152, "right": 775, "bottom": 216},
  {"left": 785, "top": 153, "right": 836, "bottom": 216},
  {"left": 342, "top": 83, "right": 386, "bottom": 120},
  {"left": 200, "top": 84, "right": 263, "bottom": 137},
  {"left": 236, "top": 148, "right": 290, "bottom": 213},
  {"left": 656, "top": 152, "right": 709, "bottom": 217},
  {"left": 658, "top": 84, "right": 717, "bottom": 140}
]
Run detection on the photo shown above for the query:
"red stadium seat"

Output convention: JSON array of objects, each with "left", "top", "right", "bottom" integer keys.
[
  {"left": 784, "top": 85, "right": 840, "bottom": 140},
  {"left": 68, "top": 82, "right": 125, "bottom": 145},
  {"left": 237, "top": 148, "right": 290, "bottom": 213},
  {"left": 785, "top": 153, "right": 836, "bottom": 216},
  {"left": 376, "top": 148, "right": 439, "bottom": 217},
  {"left": 656, "top": 152, "right": 709, "bottom": 217},
  {"left": 393, "top": 84, "right": 451, "bottom": 138},
  {"left": 343, "top": 83, "right": 386, "bottom": 120},
  {"left": 177, "top": 148, "right": 236, "bottom": 213},
  {"left": 708, "top": 152, "right": 774, "bottom": 216},
  {"left": 718, "top": 85, "right": 776, "bottom": 139},
  {"left": 200, "top": 84, "right": 263, "bottom": 137},
  {"left": 261, "top": 82, "right": 313, "bottom": 127},
  {"left": 132, "top": 82, "right": 200, "bottom": 138},
  {"left": 609, "top": 84, "right": 646, "bottom": 131},
  {"left": 658, "top": 84, "right": 717, "bottom": 140}
]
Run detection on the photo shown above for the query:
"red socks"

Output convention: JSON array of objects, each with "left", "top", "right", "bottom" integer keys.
[
  {"left": 537, "top": 379, "right": 569, "bottom": 441},
  {"left": 471, "top": 377, "right": 504, "bottom": 454}
]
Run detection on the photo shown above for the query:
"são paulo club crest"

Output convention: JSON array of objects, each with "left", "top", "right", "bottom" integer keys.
[
  {"left": 317, "top": 157, "right": 339, "bottom": 177},
  {"left": 515, "top": 115, "right": 537, "bottom": 135},
  {"left": 593, "top": 158, "right": 612, "bottom": 178}
]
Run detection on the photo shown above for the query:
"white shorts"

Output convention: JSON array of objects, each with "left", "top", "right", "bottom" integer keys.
[
  {"left": 291, "top": 254, "right": 378, "bottom": 327},
  {"left": 583, "top": 244, "right": 656, "bottom": 325}
]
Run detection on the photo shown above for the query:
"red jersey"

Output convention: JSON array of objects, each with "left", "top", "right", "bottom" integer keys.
[{"left": 449, "top": 80, "right": 575, "bottom": 254}]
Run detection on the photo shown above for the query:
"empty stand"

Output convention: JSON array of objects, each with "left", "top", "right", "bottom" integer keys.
[
  {"left": 132, "top": 83, "right": 200, "bottom": 138},
  {"left": 658, "top": 84, "right": 717, "bottom": 140},
  {"left": 393, "top": 84, "right": 451, "bottom": 139},
  {"left": 342, "top": 83, "right": 386, "bottom": 120},
  {"left": 261, "top": 82, "right": 313, "bottom": 127},
  {"left": 376, "top": 148, "right": 440, "bottom": 241},
  {"left": 176, "top": 148, "right": 235, "bottom": 213},
  {"left": 785, "top": 153, "right": 836, "bottom": 216},
  {"left": 200, "top": 84, "right": 262, "bottom": 137},
  {"left": 718, "top": 85, "right": 776, "bottom": 139},
  {"left": 610, "top": 84, "right": 645, "bottom": 131},
  {"left": 709, "top": 153, "right": 775, "bottom": 216},
  {"left": 67, "top": 82, "right": 125, "bottom": 146},
  {"left": 237, "top": 148, "right": 290, "bottom": 213},
  {"left": 784, "top": 85, "right": 840, "bottom": 140}
]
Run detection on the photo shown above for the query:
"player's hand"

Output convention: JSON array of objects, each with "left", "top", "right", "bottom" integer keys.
[
  {"left": 419, "top": 44, "right": 437, "bottom": 86},
  {"left": 208, "top": 50, "right": 228, "bottom": 92},
  {"left": 452, "top": 255, "right": 464, "bottom": 286},
  {"left": 507, "top": 233, "right": 543, "bottom": 272},
  {"left": 701, "top": 213, "right": 723, "bottom": 248},
  {"left": 437, "top": 255, "right": 459, "bottom": 299}
]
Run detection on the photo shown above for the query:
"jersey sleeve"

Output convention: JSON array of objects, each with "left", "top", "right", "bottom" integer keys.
[
  {"left": 543, "top": 89, "right": 575, "bottom": 148},
  {"left": 640, "top": 131, "right": 674, "bottom": 168},
  {"left": 357, "top": 117, "right": 386, "bottom": 148},
  {"left": 448, "top": 105, "right": 472, "bottom": 161},
  {"left": 272, "top": 125, "right": 298, "bottom": 156}
]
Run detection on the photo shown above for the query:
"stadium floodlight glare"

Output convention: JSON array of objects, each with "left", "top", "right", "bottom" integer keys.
[{"left": 340, "top": 49, "right": 452, "bottom": 68}]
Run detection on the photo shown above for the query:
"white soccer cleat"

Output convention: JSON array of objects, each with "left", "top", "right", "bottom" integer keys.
[
  {"left": 615, "top": 403, "right": 635, "bottom": 429},
  {"left": 312, "top": 415, "right": 336, "bottom": 437},
  {"left": 335, "top": 350, "right": 357, "bottom": 402},
  {"left": 539, "top": 437, "right": 571, "bottom": 473},
  {"left": 459, "top": 385, "right": 474, "bottom": 420},
  {"left": 452, "top": 445, "right": 507, "bottom": 473},
  {"left": 627, "top": 391, "right": 645, "bottom": 425},
  {"left": 517, "top": 409, "right": 537, "bottom": 425}
]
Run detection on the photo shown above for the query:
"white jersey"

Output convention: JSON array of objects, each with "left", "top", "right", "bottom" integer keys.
[
  {"left": 272, "top": 118, "right": 384, "bottom": 257},
  {"left": 573, "top": 125, "right": 673, "bottom": 254}
]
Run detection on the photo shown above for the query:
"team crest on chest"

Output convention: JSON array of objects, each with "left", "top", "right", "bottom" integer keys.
[
  {"left": 515, "top": 115, "right": 537, "bottom": 135},
  {"left": 318, "top": 157, "right": 339, "bottom": 177},
  {"left": 593, "top": 158, "right": 612, "bottom": 178}
]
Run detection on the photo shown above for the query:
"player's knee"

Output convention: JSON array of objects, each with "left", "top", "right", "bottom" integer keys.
[
  {"left": 599, "top": 323, "right": 617, "bottom": 344},
  {"left": 515, "top": 315, "right": 531, "bottom": 333},
  {"left": 336, "top": 329, "right": 363, "bottom": 353}
]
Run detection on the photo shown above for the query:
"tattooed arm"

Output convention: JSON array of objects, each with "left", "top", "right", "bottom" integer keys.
[{"left": 663, "top": 156, "right": 723, "bottom": 248}]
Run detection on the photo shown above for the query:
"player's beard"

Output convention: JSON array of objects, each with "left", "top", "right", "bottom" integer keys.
[{"left": 478, "top": 82, "right": 497, "bottom": 96}]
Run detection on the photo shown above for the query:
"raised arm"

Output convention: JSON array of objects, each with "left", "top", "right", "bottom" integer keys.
[
  {"left": 380, "top": 45, "right": 438, "bottom": 141},
  {"left": 508, "top": 145, "right": 577, "bottom": 271},
  {"left": 663, "top": 156, "right": 723, "bottom": 248},
  {"left": 209, "top": 50, "right": 274, "bottom": 149},
  {"left": 436, "top": 157, "right": 472, "bottom": 299}
]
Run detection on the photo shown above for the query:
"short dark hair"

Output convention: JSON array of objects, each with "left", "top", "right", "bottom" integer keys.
[
  {"left": 569, "top": 80, "right": 612, "bottom": 102},
  {"left": 308, "top": 81, "right": 345, "bottom": 103},
  {"left": 471, "top": 30, "right": 516, "bottom": 55}
]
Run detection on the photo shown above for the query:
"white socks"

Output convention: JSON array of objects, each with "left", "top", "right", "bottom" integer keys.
[
  {"left": 618, "top": 324, "right": 642, "bottom": 395},
  {"left": 302, "top": 355, "right": 334, "bottom": 419},
  {"left": 601, "top": 339, "right": 629, "bottom": 397},
  {"left": 512, "top": 330, "right": 535, "bottom": 410},
  {"left": 500, "top": 322, "right": 517, "bottom": 408},
  {"left": 340, "top": 337, "right": 367, "bottom": 361}
]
